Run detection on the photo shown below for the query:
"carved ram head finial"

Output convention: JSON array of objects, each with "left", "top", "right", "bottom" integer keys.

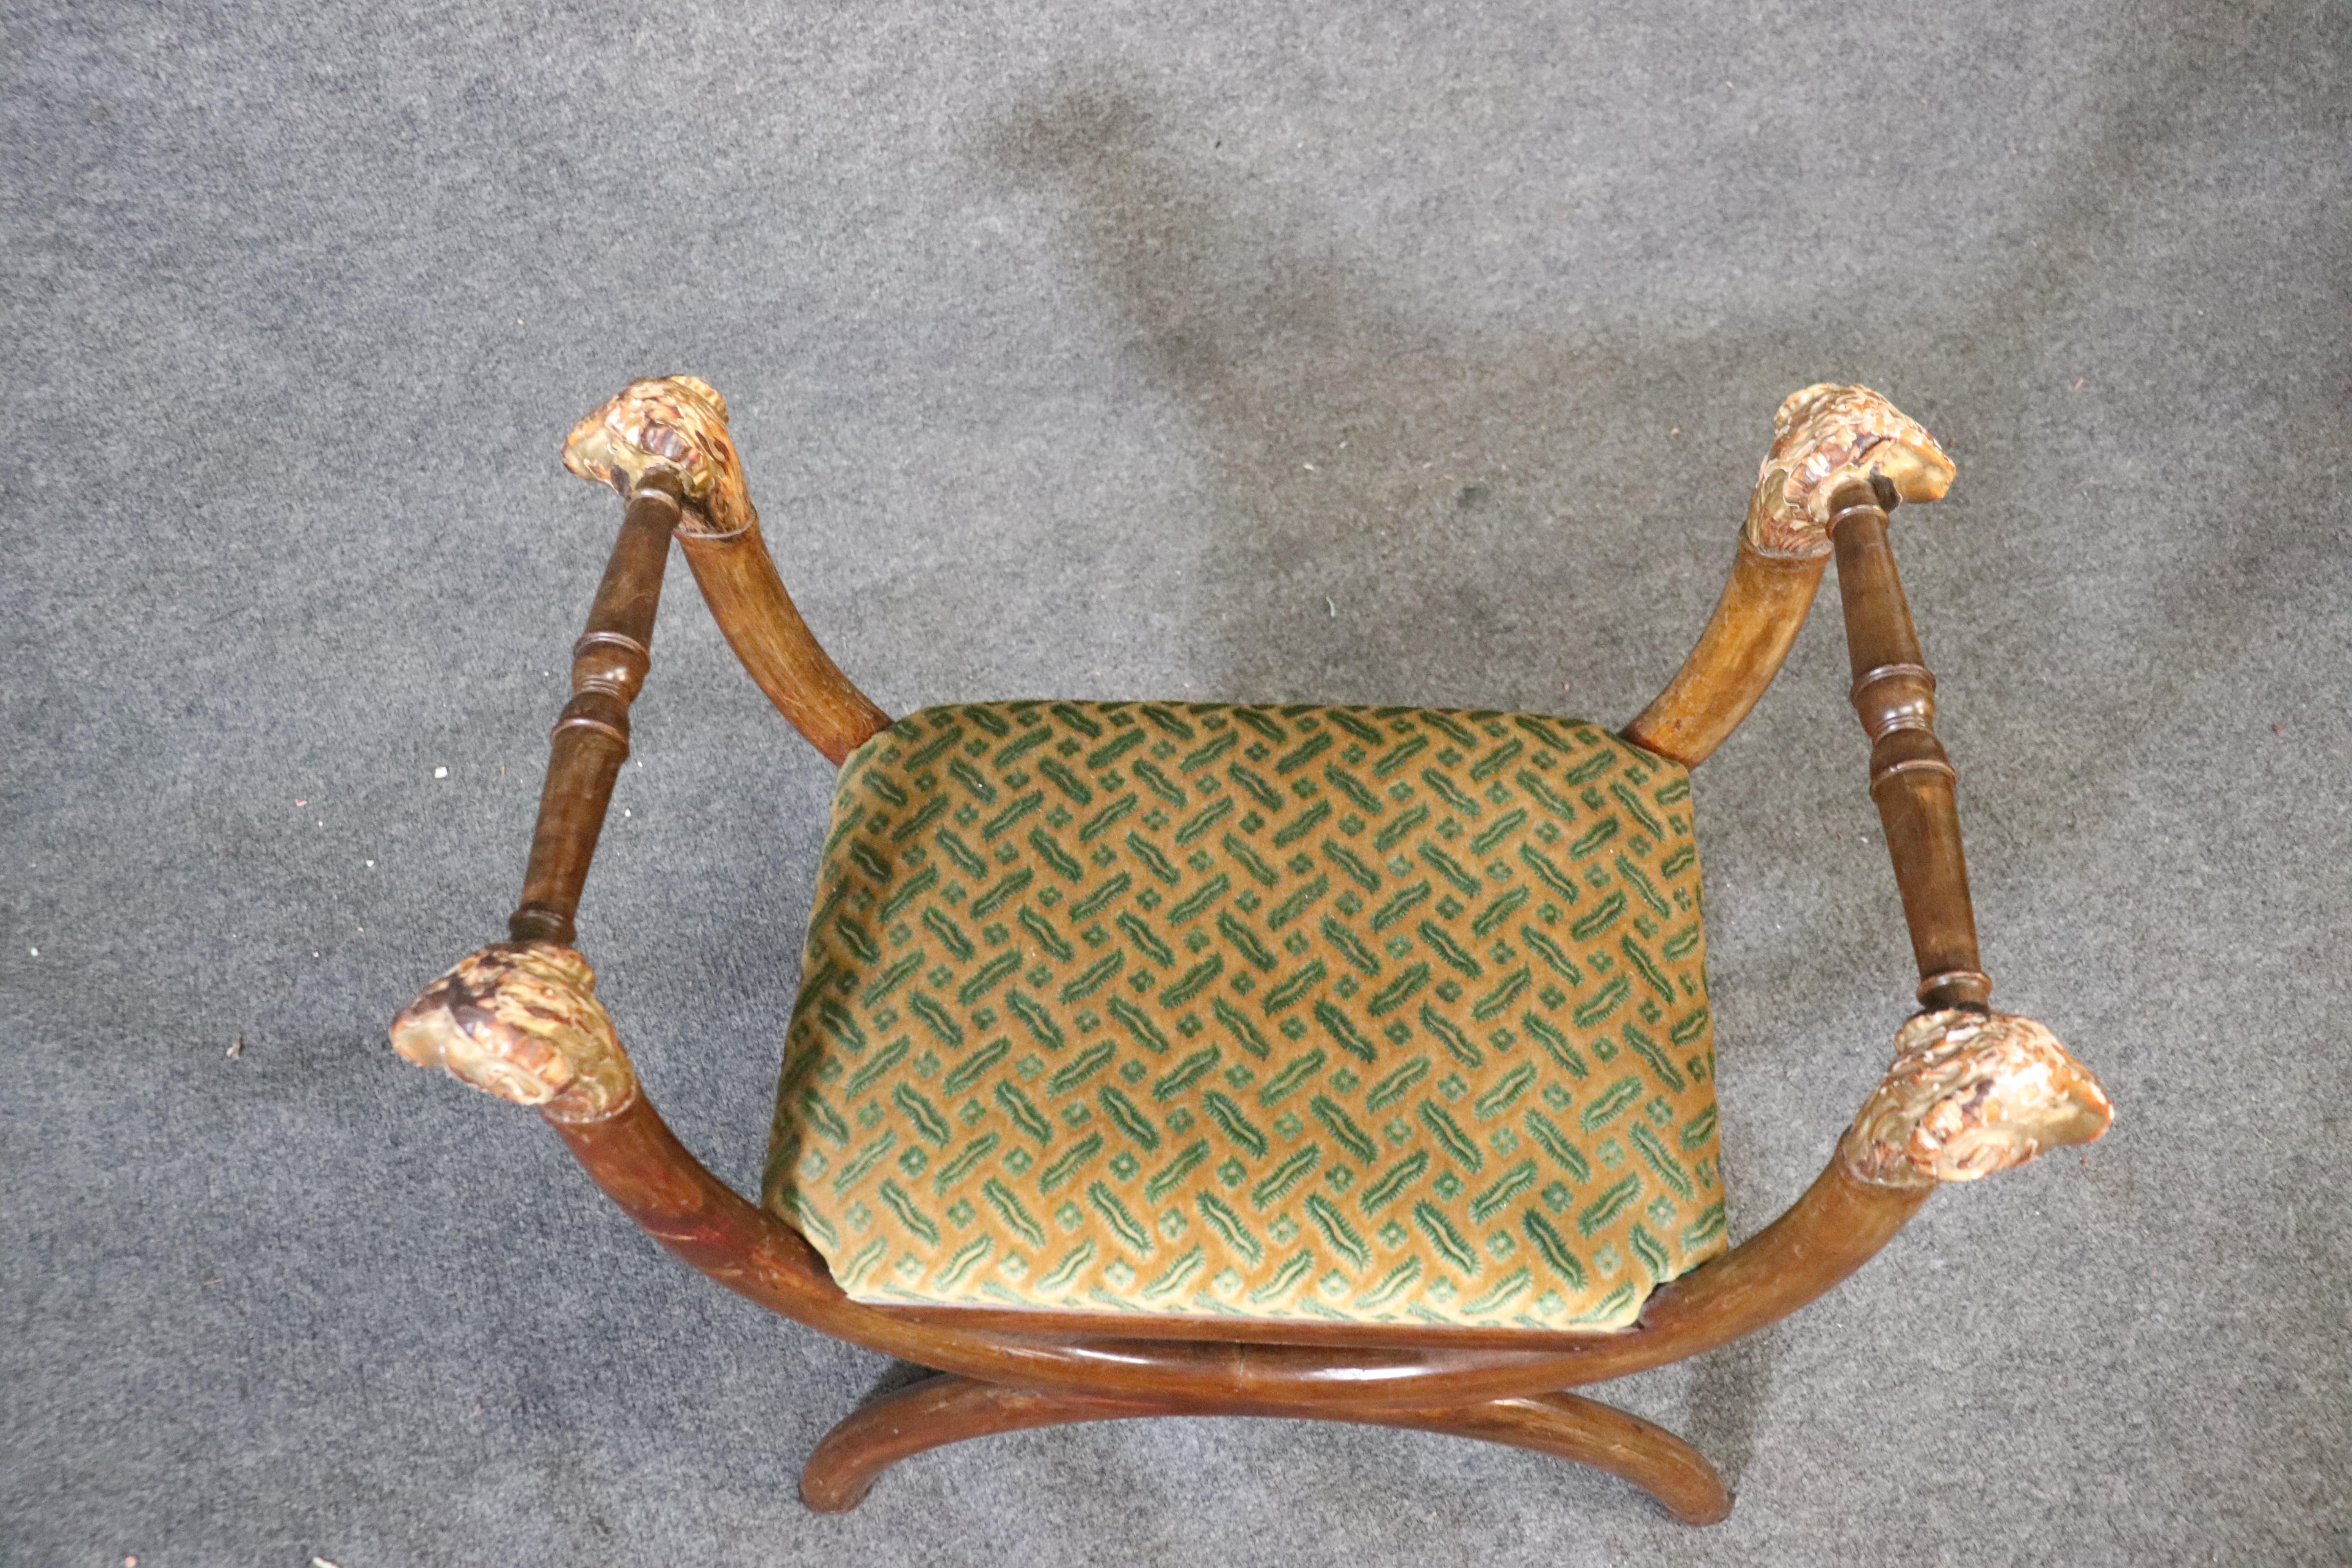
[
  {"left": 562, "top": 375, "right": 755, "bottom": 538},
  {"left": 389, "top": 942, "right": 636, "bottom": 1122},
  {"left": 1744, "top": 383, "right": 1956, "bottom": 559},
  {"left": 1841, "top": 1009, "right": 2113, "bottom": 1189}
]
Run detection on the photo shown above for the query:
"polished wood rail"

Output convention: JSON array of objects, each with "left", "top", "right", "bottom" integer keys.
[
  {"left": 674, "top": 509, "right": 891, "bottom": 765},
  {"left": 508, "top": 476, "right": 681, "bottom": 946},
  {"left": 550, "top": 1087, "right": 1932, "bottom": 1410},
  {"left": 555, "top": 372, "right": 891, "bottom": 766},
  {"left": 800, "top": 1374, "right": 1732, "bottom": 1524},
  {"left": 388, "top": 378, "right": 2112, "bottom": 1527},
  {"left": 1824, "top": 481, "right": 1990, "bottom": 1012},
  {"left": 1622, "top": 542, "right": 1826, "bottom": 767}
]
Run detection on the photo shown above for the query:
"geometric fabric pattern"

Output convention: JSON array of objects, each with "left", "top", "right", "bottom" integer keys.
[{"left": 763, "top": 702, "right": 1725, "bottom": 1332}]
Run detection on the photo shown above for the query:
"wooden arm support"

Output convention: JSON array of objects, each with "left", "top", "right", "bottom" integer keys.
[
  {"left": 562, "top": 376, "right": 890, "bottom": 764},
  {"left": 388, "top": 941, "right": 2104, "bottom": 1384},
  {"left": 391, "top": 940, "right": 1927, "bottom": 1402},
  {"left": 1825, "top": 480, "right": 1991, "bottom": 1011},
  {"left": 1622, "top": 543, "right": 1827, "bottom": 767},
  {"left": 1626, "top": 384, "right": 1956, "bottom": 768},
  {"left": 389, "top": 950, "right": 1947, "bottom": 1410},
  {"left": 1629, "top": 383, "right": 2110, "bottom": 1187},
  {"left": 508, "top": 477, "right": 681, "bottom": 945},
  {"left": 399, "top": 375, "right": 894, "bottom": 1111},
  {"left": 1807, "top": 440, "right": 2113, "bottom": 1181}
]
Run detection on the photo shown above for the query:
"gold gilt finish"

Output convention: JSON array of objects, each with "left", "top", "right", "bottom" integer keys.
[
  {"left": 390, "top": 942, "right": 635, "bottom": 1123},
  {"left": 563, "top": 375, "right": 757, "bottom": 539},
  {"left": 1742, "top": 383, "right": 1955, "bottom": 559},
  {"left": 1841, "top": 1009, "right": 2114, "bottom": 1189}
]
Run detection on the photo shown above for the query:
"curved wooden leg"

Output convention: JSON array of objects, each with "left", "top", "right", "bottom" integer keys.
[
  {"left": 1375, "top": 1393, "right": 1731, "bottom": 1526},
  {"left": 801, "top": 1374, "right": 1731, "bottom": 1526},
  {"left": 802, "top": 1376, "right": 1133, "bottom": 1513}
]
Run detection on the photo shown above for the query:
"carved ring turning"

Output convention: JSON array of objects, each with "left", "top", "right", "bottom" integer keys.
[
  {"left": 389, "top": 942, "right": 636, "bottom": 1122},
  {"left": 1840, "top": 1009, "right": 2113, "bottom": 1189}
]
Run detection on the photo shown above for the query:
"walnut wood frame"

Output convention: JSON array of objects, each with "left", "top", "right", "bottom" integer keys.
[{"left": 389, "top": 380, "right": 2109, "bottom": 1525}]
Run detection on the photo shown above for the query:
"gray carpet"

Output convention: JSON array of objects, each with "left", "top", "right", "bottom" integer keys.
[{"left": 4, "top": 1, "right": 2346, "bottom": 1563}]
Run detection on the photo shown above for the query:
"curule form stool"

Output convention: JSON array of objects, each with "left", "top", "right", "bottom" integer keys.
[{"left": 390, "top": 377, "right": 2112, "bottom": 1526}]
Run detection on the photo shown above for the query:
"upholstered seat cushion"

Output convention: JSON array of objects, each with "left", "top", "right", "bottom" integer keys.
[{"left": 763, "top": 702, "right": 1726, "bottom": 1333}]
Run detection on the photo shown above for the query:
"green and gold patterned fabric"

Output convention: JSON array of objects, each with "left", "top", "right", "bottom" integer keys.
[{"left": 762, "top": 702, "right": 1724, "bottom": 1333}]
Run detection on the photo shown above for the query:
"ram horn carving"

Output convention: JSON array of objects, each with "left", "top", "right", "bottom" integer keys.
[
  {"left": 1840, "top": 1009, "right": 2112, "bottom": 1189},
  {"left": 389, "top": 942, "right": 636, "bottom": 1123},
  {"left": 1744, "top": 383, "right": 1956, "bottom": 558},
  {"left": 563, "top": 374, "right": 755, "bottom": 538}
]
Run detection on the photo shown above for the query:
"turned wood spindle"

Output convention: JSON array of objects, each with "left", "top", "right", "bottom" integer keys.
[
  {"left": 1826, "top": 479, "right": 1990, "bottom": 1012},
  {"left": 508, "top": 475, "right": 682, "bottom": 944}
]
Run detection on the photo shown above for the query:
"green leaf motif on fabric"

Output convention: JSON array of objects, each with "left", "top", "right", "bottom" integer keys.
[{"left": 762, "top": 702, "right": 1723, "bottom": 1332}]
